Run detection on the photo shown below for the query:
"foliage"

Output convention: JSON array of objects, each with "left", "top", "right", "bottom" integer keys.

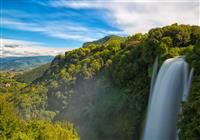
[
  {"left": 0, "top": 94, "right": 79, "bottom": 140},
  {"left": 32, "top": 24, "right": 199, "bottom": 139},
  {"left": 179, "top": 37, "right": 200, "bottom": 139},
  {"left": 0, "top": 72, "right": 27, "bottom": 93},
  {"left": 0, "top": 24, "right": 199, "bottom": 140},
  {"left": 16, "top": 63, "right": 50, "bottom": 83}
]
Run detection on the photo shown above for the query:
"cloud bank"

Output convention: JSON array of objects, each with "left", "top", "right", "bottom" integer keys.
[
  {"left": 0, "top": 38, "right": 69, "bottom": 57},
  {"left": 50, "top": 0, "right": 199, "bottom": 34}
]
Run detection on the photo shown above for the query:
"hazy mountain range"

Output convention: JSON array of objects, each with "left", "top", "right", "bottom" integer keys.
[{"left": 0, "top": 56, "right": 54, "bottom": 71}]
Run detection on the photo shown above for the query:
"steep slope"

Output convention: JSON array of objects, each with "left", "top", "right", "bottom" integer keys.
[
  {"left": 34, "top": 24, "right": 200, "bottom": 139},
  {"left": 2, "top": 24, "right": 199, "bottom": 140},
  {"left": 0, "top": 56, "right": 53, "bottom": 71}
]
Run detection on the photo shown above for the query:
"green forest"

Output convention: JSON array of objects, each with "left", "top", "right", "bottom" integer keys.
[{"left": 0, "top": 24, "right": 199, "bottom": 140}]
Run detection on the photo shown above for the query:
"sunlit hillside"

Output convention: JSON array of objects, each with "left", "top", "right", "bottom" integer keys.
[{"left": 1, "top": 24, "right": 199, "bottom": 139}]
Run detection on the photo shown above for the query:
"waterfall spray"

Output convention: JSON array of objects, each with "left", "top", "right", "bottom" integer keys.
[{"left": 143, "top": 57, "right": 193, "bottom": 140}]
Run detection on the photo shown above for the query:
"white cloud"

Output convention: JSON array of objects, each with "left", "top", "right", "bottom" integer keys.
[
  {"left": 2, "top": 18, "right": 94, "bottom": 41},
  {"left": 49, "top": 0, "right": 102, "bottom": 9},
  {"left": 0, "top": 38, "right": 70, "bottom": 57},
  {"left": 108, "top": 1, "right": 199, "bottom": 34},
  {"left": 50, "top": 0, "right": 199, "bottom": 34},
  {"left": 2, "top": 17, "right": 122, "bottom": 42}
]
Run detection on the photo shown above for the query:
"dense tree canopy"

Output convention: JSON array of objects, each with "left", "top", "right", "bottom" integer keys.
[
  {"left": 0, "top": 24, "right": 199, "bottom": 140},
  {"left": 0, "top": 94, "right": 79, "bottom": 140}
]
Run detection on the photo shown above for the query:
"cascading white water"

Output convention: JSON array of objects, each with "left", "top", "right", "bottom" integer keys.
[{"left": 143, "top": 57, "right": 193, "bottom": 140}]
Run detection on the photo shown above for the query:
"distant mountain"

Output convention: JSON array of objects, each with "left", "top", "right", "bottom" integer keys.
[
  {"left": 0, "top": 56, "right": 54, "bottom": 71},
  {"left": 83, "top": 35, "right": 126, "bottom": 47}
]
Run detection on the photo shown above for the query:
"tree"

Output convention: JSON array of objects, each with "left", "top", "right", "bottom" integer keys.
[{"left": 0, "top": 95, "right": 19, "bottom": 139}]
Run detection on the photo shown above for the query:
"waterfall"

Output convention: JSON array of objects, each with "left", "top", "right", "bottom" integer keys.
[{"left": 143, "top": 57, "right": 193, "bottom": 140}]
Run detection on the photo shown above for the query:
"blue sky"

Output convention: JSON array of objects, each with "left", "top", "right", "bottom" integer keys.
[{"left": 1, "top": 0, "right": 199, "bottom": 57}]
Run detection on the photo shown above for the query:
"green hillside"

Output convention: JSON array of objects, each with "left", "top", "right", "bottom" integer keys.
[
  {"left": 0, "top": 94, "right": 79, "bottom": 140},
  {"left": 0, "top": 24, "right": 199, "bottom": 140},
  {"left": 0, "top": 72, "right": 27, "bottom": 94},
  {"left": 16, "top": 63, "right": 51, "bottom": 83},
  {"left": 0, "top": 72, "right": 79, "bottom": 140},
  {"left": 82, "top": 35, "right": 126, "bottom": 47},
  {"left": 37, "top": 24, "right": 200, "bottom": 139}
]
